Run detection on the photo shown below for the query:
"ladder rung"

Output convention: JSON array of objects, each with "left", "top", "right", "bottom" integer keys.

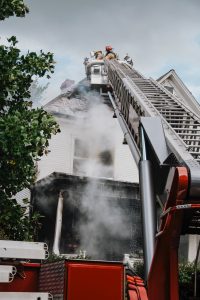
[
  {"left": 188, "top": 146, "right": 200, "bottom": 149},
  {"left": 150, "top": 101, "right": 179, "bottom": 105},
  {"left": 162, "top": 112, "right": 190, "bottom": 115},
  {"left": 188, "top": 151, "right": 200, "bottom": 155},
  {"left": 166, "top": 116, "right": 197, "bottom": 121},
  {"left": 160, "top": 109, "right": 186, "bottom": 111},
  {"left": 178, "top": 133, "right": 200, "bottom": 136},
  {"left": 184, "top": 139, "right": 200, "bottom": 142},
  {"left": 148, "top": 98, "right": 177, "bottom": 101},
  {"left": 151, "top": 106, "right": 180, "bottom": 109},
  {"left": 166, "top": 122, "right": 198, "bottom": 125},
  {"left": 172, "top": 128, "right": 200, "bottom": 131}
]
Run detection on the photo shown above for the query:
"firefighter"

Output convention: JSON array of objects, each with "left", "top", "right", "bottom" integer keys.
[
  {"left": 124, "top": 54, "right": 133, "bottom": 66},
  {"left": 94, "top": 50, "right": 103, "bottom": 60},
  {"left": 105, "top": 45, "right": 117, "bottom": 60}
]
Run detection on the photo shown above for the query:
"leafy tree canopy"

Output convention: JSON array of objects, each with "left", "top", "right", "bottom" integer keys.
[
  {"left": 0, "top": 0, "right": 29, "bottom": 20},
  {"left": 0, "top": 3, "right": 60, "bottom": 240},
  {"left": 0, "top": 36, "right": 55, "bottom": 111}
]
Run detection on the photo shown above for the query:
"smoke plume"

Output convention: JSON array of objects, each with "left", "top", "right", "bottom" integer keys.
[{"left": 70, "top": 90, "right": 130, "bottom": 259}]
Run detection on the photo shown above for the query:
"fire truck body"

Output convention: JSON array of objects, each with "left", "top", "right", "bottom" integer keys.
[{"left": 0, "top": 249, "right": 125, "bottom": 300}]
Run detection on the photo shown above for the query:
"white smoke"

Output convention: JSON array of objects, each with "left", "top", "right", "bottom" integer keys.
[
  {"left": 35, "top": 87, "right": 133, "bottom": 259},
  {"left": 77, "top": 179, "right": 130, "bottom": 259},
  {"left": 70, "top": 90, "right": 130, "bottom": 259},
  {"left": 73, "top": 91, "right": 118, "bottom": 178}
]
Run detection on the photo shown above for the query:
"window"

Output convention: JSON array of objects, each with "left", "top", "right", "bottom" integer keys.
[
  {"left": 74, "top": 139, "right": 89, "bottom": 158},
  {"left": 98, "top": 150, "right": 113, "bottom": 166},
  {"left": 73, "top": 139, "right": 89, "bottom": 176},
  {"left": 73, "top": 138, "right": 114, "bottom": 178}
]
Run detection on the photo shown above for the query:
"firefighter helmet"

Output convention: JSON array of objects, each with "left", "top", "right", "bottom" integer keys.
[{"left": 106, "top": 45, "right": 113, "bottom": 51}]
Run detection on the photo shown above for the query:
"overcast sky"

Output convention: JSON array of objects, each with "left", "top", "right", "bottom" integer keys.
[{"left": 1, "top": 0, "right": 200, "bottom": 102}]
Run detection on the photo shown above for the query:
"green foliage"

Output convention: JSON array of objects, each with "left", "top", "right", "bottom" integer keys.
[
  {"left": 46, "top": 252, "right": 91, "bottom": 263},
  {"left": 179, "top": 262, "right": 196, "bottom": 284},
  {"left": 130, "top": 260, "right": 200, "bottom": 299},
  {"left": 0, "top": 37, "right": 55, "bottom": 111},
  {"left": 0, "top": 194, "right": 43, "bottom": 240},
  {"left": 132, "top": 260, "right": 145, "bottom": 278},
  {"left": 0, "top": 38, "right": 59, "bottom": 200},
  {"left": 45, "top": 253, "right": 66, "bottom": 263},
  {"left": 131, "top": 260, "right": 199, "bottom": 286},
  {"left": 0, "top": 0, "right": 29, "bottom": 20},
  {"left": 0, "top": 5, "right": 60, "bottom": 240},
  {"left": 0, "top": 106, "right": 59, "bottom": 196},
  {"left": 179, "top": 262, "right": 200, "bottom": 299}
]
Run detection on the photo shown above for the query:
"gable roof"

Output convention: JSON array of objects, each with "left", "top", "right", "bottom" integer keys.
[
  {"left": 157, "top": 69, "right": 200, "bottom": 116},
  {"left": 43, "top": 78, "right": 90, "bottom": 118}
]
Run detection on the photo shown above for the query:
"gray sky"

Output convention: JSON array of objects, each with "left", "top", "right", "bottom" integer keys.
[{"left": 1, "top": 0, "right": 200, "bottom": 101}]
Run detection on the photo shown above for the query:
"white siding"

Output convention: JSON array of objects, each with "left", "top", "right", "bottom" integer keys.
[
  {"left": 37, "top": 114, "right": 139, "bottom": 183},
  {"left": 37, "top": 117, "right": 74, "bottom": 180},
  {"left": 188, "top": 235, "right": 200, "bottom": 262},
  {"left": 113, "top": 119, "right": 139, "bottom": 182}
]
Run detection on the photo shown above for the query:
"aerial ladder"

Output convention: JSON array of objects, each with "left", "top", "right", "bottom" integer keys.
[{"left": 101, "top": 59, "right": 200, "bottom": 300}]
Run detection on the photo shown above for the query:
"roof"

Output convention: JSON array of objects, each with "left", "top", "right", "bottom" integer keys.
[
  {"left": 43, "top": 78, "right": 91, "bottom": 118},
  {"left": 157, "top": 69, "right": 175, "bottom": 82},
  {"left": 157, "top": 69, "right": 200, "bottom": 116},
  {"left": 43, "top": 78, "right": 89, "bottom": 109}
]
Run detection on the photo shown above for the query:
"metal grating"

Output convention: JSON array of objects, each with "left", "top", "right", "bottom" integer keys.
[{"left": 39, "top": 260, "right": 65, "bottom": 299}]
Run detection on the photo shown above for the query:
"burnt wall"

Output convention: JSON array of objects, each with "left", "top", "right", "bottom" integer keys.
[{"left": 31, "top": 172, "right": 142, "bottom": 261}]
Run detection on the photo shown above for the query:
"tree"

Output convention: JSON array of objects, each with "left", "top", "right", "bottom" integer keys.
[
  {"left": 0, "top": 0, "right": 29, "bottom": 20},
  {"left": 0, "top": 3, "right": 60, "bottom": 240}
]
